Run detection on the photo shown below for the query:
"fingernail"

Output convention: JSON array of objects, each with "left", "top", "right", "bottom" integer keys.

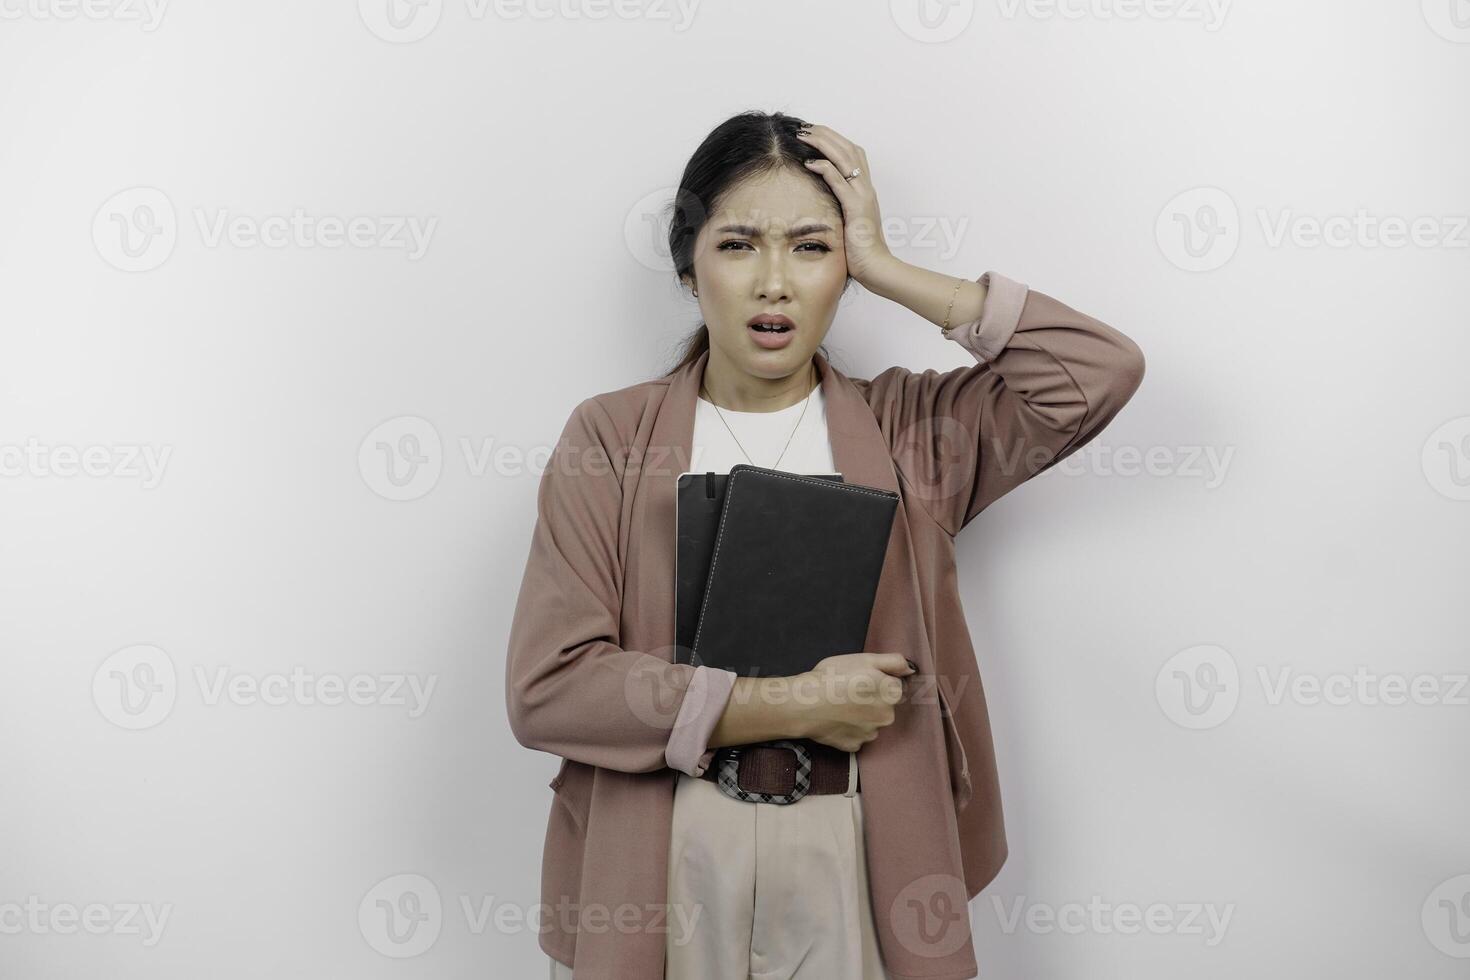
[{"left": 905, "top": 658, "right": 918, "bottom": 672}]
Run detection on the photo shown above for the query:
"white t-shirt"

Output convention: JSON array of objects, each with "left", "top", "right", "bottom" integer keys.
[{"left": 689, "top": 379, "right": 836, "bottom": 475}]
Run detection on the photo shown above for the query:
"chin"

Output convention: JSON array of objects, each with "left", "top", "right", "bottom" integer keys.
[
  {"left": 741, "top": 347, "right": 811, "bottom": 373},
  {"left": 717, "top": 333, "right": 804, "bottom": 365}
]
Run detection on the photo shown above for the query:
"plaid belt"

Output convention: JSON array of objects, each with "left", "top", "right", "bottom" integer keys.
[{"left": 697, "top": 738, "right": 856, "bottom": 804}]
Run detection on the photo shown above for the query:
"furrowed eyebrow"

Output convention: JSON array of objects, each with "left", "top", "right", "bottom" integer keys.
[{"left": 715, "top": 223, "right": 834, "bottom": 239}]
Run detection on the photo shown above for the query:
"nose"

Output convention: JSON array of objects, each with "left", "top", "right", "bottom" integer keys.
[{"left": 757, "top": 250, "right": 790, "bottom": 302}]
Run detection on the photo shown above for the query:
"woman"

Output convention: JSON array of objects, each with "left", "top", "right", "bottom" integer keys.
[{"left": 506, "top": 110, "right": 1146, "bottom": 980}]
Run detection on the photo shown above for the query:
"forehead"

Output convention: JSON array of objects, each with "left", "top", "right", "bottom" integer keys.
[{"left": 708, "top": 167, "right": 841, "bottom": 234}]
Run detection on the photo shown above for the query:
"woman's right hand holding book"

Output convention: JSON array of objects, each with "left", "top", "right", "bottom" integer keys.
[
  {"left": 788, "top": 652, "right": 917, "bottom": 753},
  {"left": 704, "top": 652, "right": 917, "bottom": 754}
]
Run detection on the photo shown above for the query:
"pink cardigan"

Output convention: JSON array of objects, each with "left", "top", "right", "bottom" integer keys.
[{"left": 505, "top": 272, "right": 1145, "bottom": 979}]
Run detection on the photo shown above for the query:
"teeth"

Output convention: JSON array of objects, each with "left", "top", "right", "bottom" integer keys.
[{"left": 752, "top": 323, "right": 789, "bottom": 332}]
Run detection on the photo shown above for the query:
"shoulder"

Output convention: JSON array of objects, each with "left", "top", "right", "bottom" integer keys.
[
  {"left": 815, "top": 353, "right": 934, "bottom": 409},
  {"left": 846, "top": 362, "right": 962, "bottom": 419},
  {"left": 560, "top": 373, "right": 673, "bottom": 447}
]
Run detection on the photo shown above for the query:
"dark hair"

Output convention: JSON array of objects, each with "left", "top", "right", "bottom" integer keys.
[{"left": 660, "top": 109, "right": 847, "bottom": 378}]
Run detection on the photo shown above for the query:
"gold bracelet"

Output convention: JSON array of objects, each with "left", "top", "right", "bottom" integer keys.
[{"left": 939, "top": 278, "right": 963, "bottom": 333}]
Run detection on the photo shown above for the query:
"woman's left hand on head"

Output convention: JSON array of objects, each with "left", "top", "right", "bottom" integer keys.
[{"left": 798, "top": 124, "right": 895, "bottom": 289}]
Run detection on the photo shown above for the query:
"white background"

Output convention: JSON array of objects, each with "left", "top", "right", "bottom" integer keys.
[{"left": 2, "top": 0, "right": 1468, "bottom": 977}]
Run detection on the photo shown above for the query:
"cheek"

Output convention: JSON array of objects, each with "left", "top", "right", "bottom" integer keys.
[{"left": 808, "top": 264, "right": 848, "bottom": 304}]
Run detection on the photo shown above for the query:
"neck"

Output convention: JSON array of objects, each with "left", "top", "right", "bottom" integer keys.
[{"left": 700, "top": 352, "right": 818, "bottom": 413}]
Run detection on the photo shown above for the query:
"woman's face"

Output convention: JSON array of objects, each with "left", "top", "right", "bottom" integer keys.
[{"left": 684, "top": 166, "right": 848, "bottom": 384}]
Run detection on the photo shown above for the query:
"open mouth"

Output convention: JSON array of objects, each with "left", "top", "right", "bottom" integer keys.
[{"left": 748, "top": 320, "right": 796, "bottom": 349}]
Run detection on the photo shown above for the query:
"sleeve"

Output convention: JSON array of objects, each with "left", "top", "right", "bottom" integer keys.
[
  {"left": 664, "top": 665, "right": 738, "bottom": 777},
  {"left": 504, "top": 398, "right": 733, "bottom": 774},
  {"left": 864, "top": 271, "right": 1146, "bottom": 536}
]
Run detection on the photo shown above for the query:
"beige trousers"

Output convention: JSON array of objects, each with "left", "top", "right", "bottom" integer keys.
[{"left": 548, "top": 751, "right": 888, "bottom": 980}]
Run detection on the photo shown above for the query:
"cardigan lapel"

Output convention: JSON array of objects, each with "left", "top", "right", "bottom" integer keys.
[
  {"left": 642, "top": 344, "right": 948, "bottom": 683},
  {"left": 649, "top": 345, "right": 902, "bottom": 504},
  {"left": 637, "top": 345, "right": 907, "bottom": 663}
]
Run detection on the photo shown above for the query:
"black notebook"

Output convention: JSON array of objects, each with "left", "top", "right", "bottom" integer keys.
[
  {"left": 674, "top": 464, "right": 900, "bottom": 677},
  {"left": 675, "top": 468, "right": 844, "bottom": 661}
]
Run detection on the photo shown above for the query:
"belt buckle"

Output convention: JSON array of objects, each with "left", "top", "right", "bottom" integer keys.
[{"left": 715, "top": 740, "right": 812, "bottom": 805}]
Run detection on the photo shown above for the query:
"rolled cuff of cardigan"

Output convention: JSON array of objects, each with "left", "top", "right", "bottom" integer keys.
[
  {"left": 664, "top": 665, "right": 738, "bottom": 777},
  {"left": 941, "top": 270, "right": 1029, "bottom": 363}
]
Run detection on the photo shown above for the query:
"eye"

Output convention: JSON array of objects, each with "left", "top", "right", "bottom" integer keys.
[{"left": 716, "top": 240, "right": 830, "bottom": 253}]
